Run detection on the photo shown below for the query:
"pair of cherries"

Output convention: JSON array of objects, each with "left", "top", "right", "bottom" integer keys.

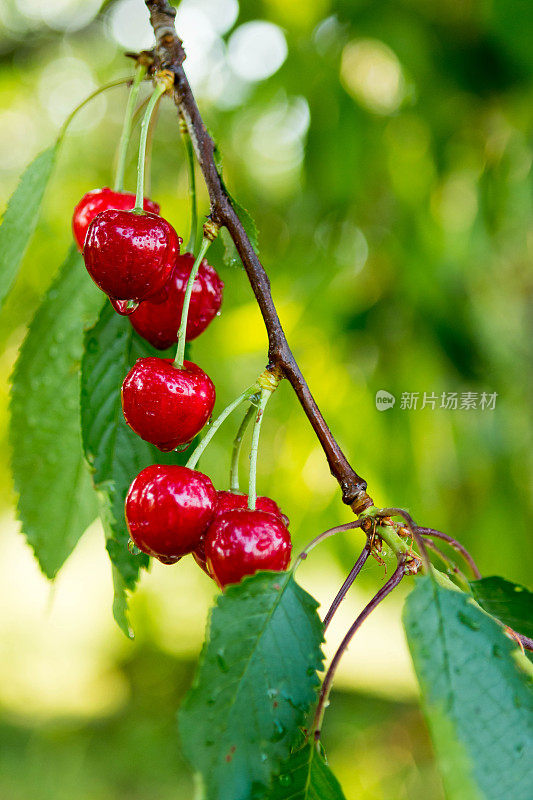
[
  {"left": 125, "top": 465, "right": 292, "bottom": 587},
  {"left": 73, "top": 187, "right": 223, "bottom": 347}
]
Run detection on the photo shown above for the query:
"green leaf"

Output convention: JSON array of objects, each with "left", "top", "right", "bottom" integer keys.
[
  {"left": 179, "top": 571, "right": 324, "bottom": 800},
  {"left": 10, "top": 246, "right": 102, "bottom": 578},
  {"left": 404, "top": 576, "right": 533, "bottom": 800},
  {"left": 267, "top": 742, "right": 346, "bottom": 800},
  {"left": 470, "top": 576, "right": 533, "bottom": 639},
  {"left": 0, "top": 145, "right": 57, "bottom": 310},
  {"left": 80, "top": 304, "right": 191, "bottom": 595}
]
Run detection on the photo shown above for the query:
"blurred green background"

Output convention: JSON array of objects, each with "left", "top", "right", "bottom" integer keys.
[{"left": 0, "top": 0, "right": 531, "bottom": 797}]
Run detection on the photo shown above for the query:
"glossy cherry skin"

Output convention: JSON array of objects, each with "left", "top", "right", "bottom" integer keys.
[
  {"left": 215, "top": 490, "right": 289, "bottom": 526},
  {"left": 129, "top": 253, "right": 224, "bottom": 349},
  {"left": 125, "top": 465, "right": 217, "bottom": 563},
  {"left": 192, "top": 492, "right": 289, "bottom": 577},
  {"left": 205, "top": 509, "right": 292, "bottom": 588},
  {"left": 121, "top": 357, "right": 215, "bottom": 451},
  {"left": 84, "top": 209, "right": 180, "bottom": 302},
  {"left": 72, "top": 187, "right": 159, "bottom": 251}
]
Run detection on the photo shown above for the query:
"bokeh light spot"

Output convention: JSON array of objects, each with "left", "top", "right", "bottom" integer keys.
[
  {"left": 341, "top": 38, "right": 405, "bottom": 115},
  {"left": 228, "top": 21, "right": 287, "bottom": 81}
]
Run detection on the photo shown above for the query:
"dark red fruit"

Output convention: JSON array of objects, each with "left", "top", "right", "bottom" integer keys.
[
  {"left": 129, "top": 253, "right": 224, "bottom": 349},
  {"left": 125, "top": 465, "right": 217, "bottom": 563},
  {"left": 192, "top": 540, "right": 213, "bottom": 577},
  {"left": 84, "top": 209, "right": 180, "bottom": 302},
  {"left": 72, "top": 187, "right": 159, "bottom": 251},
  {"left": 205, "top": 509, "right": 292, "bottom": 588},
  {"left": 192, "top": 493, "right": 289, "bottom": 578},
  {"left": 215, "top": 491, "right": 289, "bottom": 526},
  {"left": 121, "top": 357, "right": 215, "bottom": 451}
]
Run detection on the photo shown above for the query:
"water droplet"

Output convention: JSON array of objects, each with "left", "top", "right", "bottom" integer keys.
[
  {"left": 216, "top": 650, "right": 229, "bottom": 672},
  {"left": 269, "top": 719, "right": 286, "bottom": 742},
  {"left": 279, "top": 774, "right": 291, "bottom": 787},
  {"left": 513, "top": 585, "right": 524, "bottom": 592},
  {"left": 457, "top": 611, "right": 480, "bottom": 631},
  {"left": 266, "top": 688, "right": 278, "bottom": 699},
  {"left": 111, "top": 298, "right": 139, "bottom": 316},
  {"left": 127, "top": 539, "right": 140, "bottom": 555},
  {"left": 86, "top": 338, "right": 98, "bottom": 353},
  {"left": 492, "top": 644, "right": 504, "bottom": 658}
]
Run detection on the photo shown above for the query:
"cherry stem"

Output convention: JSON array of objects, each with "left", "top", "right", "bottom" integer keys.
[
  {"left": 59, "top": 76, "right": 133, "bottom": 142},
  {"left": 143, "top": 92, "right": 162, "bottom": 199},
  {"left": 134, "top": 81, "right": 166, "bottom": 212},
  {"left": 247, "top": 388, "right": 271, "bottom": 511},
  {"left": 173, "top": 237, "right": 211, "bottom": 369},
  {"left": 181, "top": 123, "right": 198, "bottom": 254},
  {"left": 416, "top": 526, "right": 481, "bottom": 579},
  {"left": 292, "top": 520, "right": 363, "bottom": 572},
  {"left": 323, "top": 539, "right": 372, "bottom": 631},
  {"left": 185, "top": 385, "right": 259, "bottom": 471},
  {"left": 114, "top": 63, "right": 147, "bottom": 192},
  {"left": 312, "top": 557, "right": 407, "bottom": 741},
  {"left": 230, "top": 401, "right": 258, "bottom": 493}
]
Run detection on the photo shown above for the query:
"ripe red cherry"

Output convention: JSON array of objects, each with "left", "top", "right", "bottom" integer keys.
[
  {"left": 129, "top": 253, "right": 224, "bottom": 349},
  {"left": 204, "top": 509, "right": 292, "bottom": 588},
  {"left": 121, "top": 357, "right": 215, "bottom": 451},
  {"left": 72, "top": 187, "right": 159, "bottom": 251},
  {"left": 192, "top": 492, "right": 289, "bottom": 577},
  {"left": 215, "top": 490, "right": 289, "bottom": 526},
  {"left": 84, "top": 209, "right": 180, "bottom": 302},
  {"left": 125, "top": 464, "right": 217, "bottom": 563}
]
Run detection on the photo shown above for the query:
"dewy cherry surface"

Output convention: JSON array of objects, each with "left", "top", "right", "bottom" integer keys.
[
  {"left": 72, "top": 187, "right": 160, "bottom": 251},
  {"left": 125, "top": 465, "right": 217, "bottom": 562},
  {"left": 205, "top": 508, "right": 292, "bottom": 588},
  {"left": 83, "top": 209, "right": 180, "bottom": 302},
  {"left": 129, "top": 253, "right": 224, "bottom": 349},
  {"left": 121, "top": 357, "right": 215, "bottom": 451}
]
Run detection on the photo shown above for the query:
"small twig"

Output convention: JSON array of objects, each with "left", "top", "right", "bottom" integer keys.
[
  {"left": 323, "top": 539, "right": 372, "bottom": 630},
  {"left": 416, "top": 526, "right": 481, "bottom": 580},
  {"left": 312, "top": 557, "right": 407, "bottom": 740},
  {"left": 292, "top": 520, "right": 363, "bottom": 572},
  {"left": 376, "top": 507, "right": 431, "bottom": 572}
]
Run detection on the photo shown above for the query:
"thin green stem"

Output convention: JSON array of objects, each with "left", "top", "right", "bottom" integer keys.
[
  {"left": 230, "top": 401, "right": 257, "bottom": 492},
  {"left": 135, "top": 82, "right": 166, "bottom": 212},
  {"left": 58, "top": 77, "right": 132, "bottom": 141},
  {"left": 247, "top": 388, "right": 271, "bottom": 511},
  {"left": 143, "top": 93, "right": 162, "bottom": 199},
  {"left": 173, "top": 237, "right": 211, "bottom": 368},
  {"left": 183, "top": 129, "right": 198, "bottom": 253},
  {"left": 114, "top": 63, "right": 147, "bottom": 192},
  {"left": 186, "top": 386, "right": 259, "bottom": 471}
]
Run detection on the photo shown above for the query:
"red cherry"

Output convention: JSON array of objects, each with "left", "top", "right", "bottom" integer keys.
[
  {"left": 205, "top": 509, "right": 292, "bottom": 588},
  {"left": 129, "top": 253, "right": 224, "bottom": 349},
  {"left": 125, "top": 465, "right": 217, "bottom": 563},
  {"left": 72, "top": 187, "right": 159, "bottom": 251},
  {"left": 192, "top": 493, "right": 289, "bottom": 578},
  {"left": 215, "top": 490, "right": 289, "bottom": 527},
  {"left": 83, "top": 209, "right": 180, "bottom": 302},
  {"left": 192, "top": 541, "right": 213, "bottom": 577},
  {"left": 121, "top": 357, "right": 215, "bottom": 451}
]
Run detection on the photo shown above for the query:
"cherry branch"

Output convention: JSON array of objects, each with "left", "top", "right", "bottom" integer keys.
[{"left": 143, "top": 0, "right": 372, "bottom": 512}]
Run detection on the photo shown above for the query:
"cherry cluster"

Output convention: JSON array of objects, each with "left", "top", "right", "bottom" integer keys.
[{"left": 72, "top": 187, "right": 292, "bottom": 588}]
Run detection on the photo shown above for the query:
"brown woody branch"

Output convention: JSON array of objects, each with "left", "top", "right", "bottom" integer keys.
[{"left": 144, "top": 0, "right": 372, "bottom": 512}]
